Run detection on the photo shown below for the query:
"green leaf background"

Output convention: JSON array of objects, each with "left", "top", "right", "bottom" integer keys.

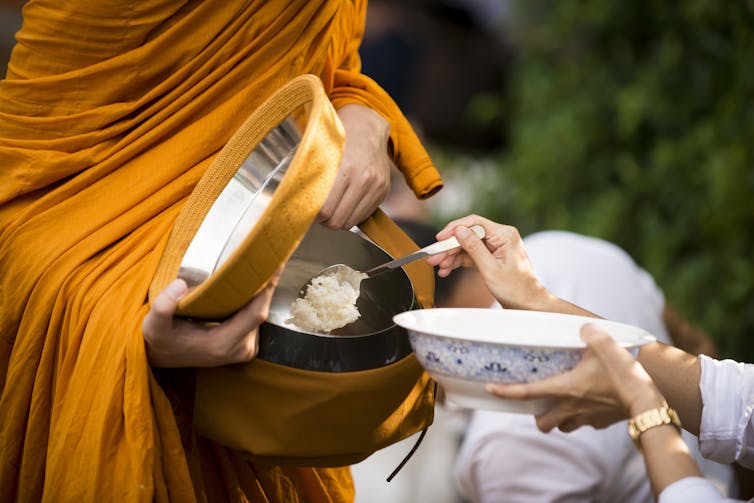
[{"left": 433, "top": 0, "right": 754, "bottom": 361}]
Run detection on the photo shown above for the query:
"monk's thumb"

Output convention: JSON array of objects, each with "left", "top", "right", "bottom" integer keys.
[
  {"left": 143, "top": 279, "right": 187, "bottom": 337},
  {"left": 152, "top": 279, "right": 187, "bottom": 318},
  {"left": 455, "top": 226, "right": 496, "bottom": 271}
]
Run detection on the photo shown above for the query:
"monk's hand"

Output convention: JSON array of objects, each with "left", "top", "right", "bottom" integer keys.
[
  {"left": 426, "top": 214, "right": 552, "bottom": 310},
  {"left": 487, "top": 324, "right": 667, "bottom": 433},
  {"left": 318, "top": 104, "right": 392, "bottom": 230},
  {"left": 142, "top": 271, "right": 280, "bottom": 368}
]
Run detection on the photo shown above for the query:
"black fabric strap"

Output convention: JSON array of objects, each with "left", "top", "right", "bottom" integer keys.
[
  {"left": 386, "top": 381, "right": 438, "bottom": 482},
  {"left": 386, "top": 426, "right": 428, "bottom": 482}
]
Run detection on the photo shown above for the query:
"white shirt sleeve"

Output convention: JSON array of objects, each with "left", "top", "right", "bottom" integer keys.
[
  {"left": 699, "top": 355, "right": 754, "bottom": 468},
  {"left": 658, "top": 477, "right": 742, "bottom": 503}
]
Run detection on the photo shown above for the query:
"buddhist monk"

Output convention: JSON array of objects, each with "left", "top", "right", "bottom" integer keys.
[{"left": 0, "top": 1, "right": 442, "bottom": 501}]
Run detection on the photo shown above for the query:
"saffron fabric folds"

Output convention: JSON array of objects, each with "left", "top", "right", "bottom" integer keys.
[{"left": 0, "top": 1, "right": 443, "bottom": 502}]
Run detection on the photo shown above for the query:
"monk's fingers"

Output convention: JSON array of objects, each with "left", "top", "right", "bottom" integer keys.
[
  {"left": 206, "top": 270, "right": 281, "bottom": 363},
  {"left": 230, "top": 276, "right": 277, "bottom": 328},
  {"left": 320, "top": 112, "right": 391, "bottom": 229},
  {"left": 319, "top": 173, "right": 389, "bottom": 230},
  {"left": 142, "top": 279, "right": 188, "bottom": 339},
  {"left": 322, "top": 171, "right": 383, "bottom": 229},
  {"left": 342, "top": 180, "right": 387, "bottom": 229},
  {"left": 317, "top": 176, "right": 348, "bottom": 228},
  {"left": 324, "top": 185, "right": 361, "bottom": 230}
]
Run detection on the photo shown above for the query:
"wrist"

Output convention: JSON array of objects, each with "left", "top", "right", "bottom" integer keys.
[
  {"left": 627, "top": 404, "right": 682, "bottom": 450},
  {"left": 337, "top": 104, "right": 390, "bottom": 139},
  {"left": 526, "top": 289, "right": 596, "bottom": 319},
  {"left": 502, "top": 282, "right": 555, "bottom": 311},
  {"left": 627, "top": 387, "right": 667, "bottom": 418}
]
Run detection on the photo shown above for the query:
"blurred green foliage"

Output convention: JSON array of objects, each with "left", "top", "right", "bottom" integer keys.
[{"left": 441, "top": 1, "right": 754, "bottom": 360}]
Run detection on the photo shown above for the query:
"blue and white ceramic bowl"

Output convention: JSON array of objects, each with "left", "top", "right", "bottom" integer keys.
[{"left": 393, "top": 308, "right": 656, "bottom": 414}]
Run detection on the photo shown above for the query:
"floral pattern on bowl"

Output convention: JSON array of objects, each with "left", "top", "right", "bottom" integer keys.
[
  {"left": 394, "top": 308, "right": 655, "bottom": 412},
  {"left": 409, "top": 332, "right": 584, "bottom": 384}
]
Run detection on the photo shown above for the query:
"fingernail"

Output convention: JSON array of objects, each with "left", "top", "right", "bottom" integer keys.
[
  {"left": 456, "top": 226, "right": 471, "bottom": 238},
  {"left": 166, "top": 279, "right": 188, "bottom": 298}
]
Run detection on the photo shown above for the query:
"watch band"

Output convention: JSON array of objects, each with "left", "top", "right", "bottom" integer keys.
[{"left": 627, "top": 405, "right": 682, "bottom": 449}]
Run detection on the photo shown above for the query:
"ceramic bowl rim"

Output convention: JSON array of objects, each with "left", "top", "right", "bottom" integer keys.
[{"left": 395, "top": 307, "right": 656, "bottom": 350}]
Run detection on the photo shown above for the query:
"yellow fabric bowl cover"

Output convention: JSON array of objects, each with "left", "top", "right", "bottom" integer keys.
[{"left": 149, "top": 74, "right": 343, "bottom": 318}]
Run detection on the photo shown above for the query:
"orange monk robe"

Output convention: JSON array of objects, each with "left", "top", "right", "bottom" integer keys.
[{"left": 0, "top": 1, "right": 442, "bottom": 502}]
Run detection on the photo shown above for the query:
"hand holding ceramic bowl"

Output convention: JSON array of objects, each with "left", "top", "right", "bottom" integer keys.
[
  {"left": 393, "top": 308, "right": 655, "bottom": 414},
  {"left": 412, "top": 214, "right": 657, "bottom": 414},
  {"left": 487, "top": 323, "right": 668, "bottom": 432}
]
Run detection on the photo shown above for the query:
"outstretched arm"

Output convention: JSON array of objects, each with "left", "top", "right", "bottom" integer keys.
[
  {"left": 490, "top": 326, "right": 705, "bottom": 498},
  {"left": 429, "top": 213, "right": 727, "bottom": 499},
  {"left": 636, "top": 341, "right": 703, "bottom": 436},
  {"left": 427, "top": 214, "right": 594, "bottom": 316},
  {"left": 429, "top": 214, "right": 705, "bottom": 434}
]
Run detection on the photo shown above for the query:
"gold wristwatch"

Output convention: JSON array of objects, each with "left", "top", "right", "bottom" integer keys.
[{"left": 627, "top": 405, "right": 682, "bottom": 449}]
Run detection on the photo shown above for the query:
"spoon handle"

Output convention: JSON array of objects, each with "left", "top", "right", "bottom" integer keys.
[
  {"left": 419, "top": 224, "right": 485, "bottom": 255},
  {"left": 364, "top": 225, "right": 485, "bottom": 277}
]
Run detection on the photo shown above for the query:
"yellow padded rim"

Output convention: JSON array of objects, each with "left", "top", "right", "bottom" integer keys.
[{"left": 149, "top": 74, "right": 344, "bottom": 319}]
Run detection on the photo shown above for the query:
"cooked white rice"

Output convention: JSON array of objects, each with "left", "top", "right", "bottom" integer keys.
[{"left": 288, "top": 267, "right": 367, "bottom": 333}]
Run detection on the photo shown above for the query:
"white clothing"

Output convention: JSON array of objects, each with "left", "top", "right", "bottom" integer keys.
[
  {"left": 455, "top": 231, "right": 736, "bottom": 502},
  {"left": 699, "top": 356, "right": 754, "bottom": 469},
  {"left": 659, "top": 477, "right": 736, "bottom": 503},
  {"left": 658, "top": 356, "right": 754, "bottom": 502}
]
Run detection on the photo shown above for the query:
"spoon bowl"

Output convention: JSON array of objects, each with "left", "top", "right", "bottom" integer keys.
[{"left": 299, "top": 224, "right": 486, "bottom": 298}]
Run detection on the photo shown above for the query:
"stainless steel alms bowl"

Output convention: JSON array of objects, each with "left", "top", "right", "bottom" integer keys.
[
  {"left": 169, "top": 103, "right": 415, "bottom": 372},
  {"left": 152, "top": 75, "right": 347, "bottom": 320},
  {"left": 178, "top": 116, "right": 302, "bottom": 288},
  {"left": 258, "top": 223, "right": 416, "bottom": 372}
]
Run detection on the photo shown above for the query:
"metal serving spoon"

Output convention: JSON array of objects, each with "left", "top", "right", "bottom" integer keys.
[{"left": 299, "top": 225, "right": 486, "bottom": 297}]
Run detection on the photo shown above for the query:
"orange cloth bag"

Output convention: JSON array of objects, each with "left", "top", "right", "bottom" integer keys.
[{"left": 192, "top": 210, "right": 437, "bottom": 467}]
